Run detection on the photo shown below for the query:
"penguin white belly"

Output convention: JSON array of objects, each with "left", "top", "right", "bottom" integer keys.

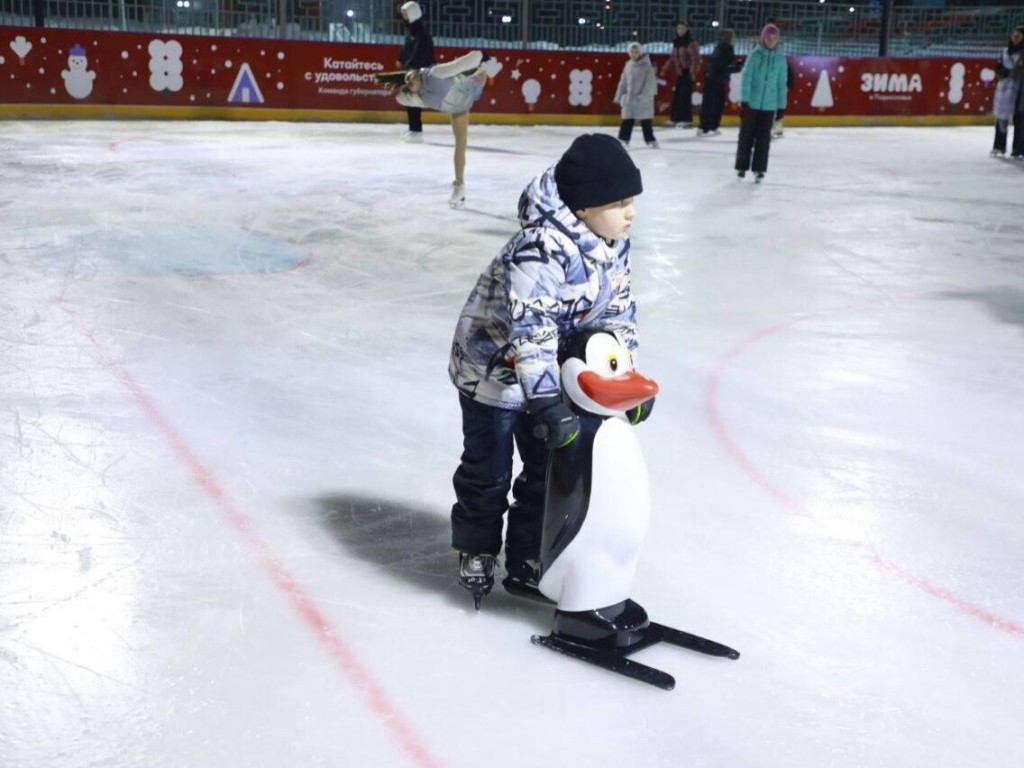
[{"left": 539, "top": 417, "right": 650, "bottom": 612}]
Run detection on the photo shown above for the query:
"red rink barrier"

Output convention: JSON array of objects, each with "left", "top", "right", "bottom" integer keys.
[{"left": 0, "top": 25, "right": 996, "bottom": 124}]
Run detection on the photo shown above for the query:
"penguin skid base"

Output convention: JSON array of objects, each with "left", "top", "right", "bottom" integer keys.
[{"left": 530, "top": 330, "right": 740, "bottom": 691}]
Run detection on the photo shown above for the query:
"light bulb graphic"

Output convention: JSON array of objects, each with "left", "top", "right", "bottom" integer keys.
[{"left": 522, "top": 78, "right": 541, "bottom": 111}]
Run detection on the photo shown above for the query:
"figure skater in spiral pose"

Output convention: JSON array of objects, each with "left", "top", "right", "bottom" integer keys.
[{"left": 377, "top": 50, "right": 487, "bottom": 208}]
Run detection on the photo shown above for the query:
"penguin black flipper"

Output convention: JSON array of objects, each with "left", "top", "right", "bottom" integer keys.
[{"left": 538, "top": 411, "right": 601, "bottom": 574}]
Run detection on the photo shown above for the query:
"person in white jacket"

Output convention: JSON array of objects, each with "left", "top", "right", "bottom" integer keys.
[
  {"left": 378, "top": 50, "right": 487, "bottom": 207},
  {"left": 615, "top": 43, "right": 659, "bottom": 149}
]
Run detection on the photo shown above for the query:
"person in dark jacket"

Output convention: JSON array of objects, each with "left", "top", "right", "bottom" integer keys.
[
  {"left": 765, "top": 17, "right": 795, "bottom": 137},
  {"left": 660, "top": 20, "right": 702, "bottom": 128},
  {"left": 397, "top": 1, "right": 434, "bottom": 142},
  {"left": 991, "top": 25, "right": 1024, "bottom": 158},
  {"left": 699, "top": 28, "right": 737, "bottom": 136}
]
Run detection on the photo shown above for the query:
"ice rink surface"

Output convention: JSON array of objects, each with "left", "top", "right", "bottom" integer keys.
[{"left": 2, "top": 119, "right": 1022, "bottom": 768}]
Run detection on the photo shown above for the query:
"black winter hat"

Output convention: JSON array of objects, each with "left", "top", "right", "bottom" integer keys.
[{"left": 554, "top": 134, "right": 643, "bottom": 212}]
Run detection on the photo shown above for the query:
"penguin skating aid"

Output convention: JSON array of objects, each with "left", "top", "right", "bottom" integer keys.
[{"left": 530, "top": 330, "right": 740, "bottom": 690}]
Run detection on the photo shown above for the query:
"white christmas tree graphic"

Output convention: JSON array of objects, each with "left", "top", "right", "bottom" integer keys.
[{"left": 811, "top": 70, "right": 834, "bottom": 109}]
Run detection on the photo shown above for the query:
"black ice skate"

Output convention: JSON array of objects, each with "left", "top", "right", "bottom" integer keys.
[
  {"left": 755, "top": 172, "right": 765, "bottom": 183},
  {"left": 501, "top": 559, "right": 554, "bottom": 605},
  {"left": 532, "top": 599, "right": 740, "bottom": 691},
  {"left": 458, "top": 552, "right": 495, "bottom": 610}
]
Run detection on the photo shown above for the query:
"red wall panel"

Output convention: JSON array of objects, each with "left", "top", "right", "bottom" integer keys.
[{"left": 0, "top": 26, "right": 997, "bottom": 123}]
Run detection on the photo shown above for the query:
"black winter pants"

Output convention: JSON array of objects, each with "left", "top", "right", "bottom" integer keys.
[
  {"left": 406, "top": 107, "right": 423, "bottom": 133},
  {"left": 670, "top": 71, "right": 694, "bottom": 123},
  {"left": 735, "top": 108, "right": 776, "bottom": 174},
  {"left": 700, "top": 79, "right": 728, "bottom": 132},
  {"left": 450, "top": 394, "right": 548, "bottom": 565},
  {"left": 618, "top": 119, "right": 655, "bottom": 144},
  {"left": 993, "top": 112, "right": 1024, "bottom": 156}
]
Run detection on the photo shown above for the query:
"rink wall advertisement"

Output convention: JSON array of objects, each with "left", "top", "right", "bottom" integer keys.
[{"left": 0, "top": 25, "right": 997, "bottom": 125}]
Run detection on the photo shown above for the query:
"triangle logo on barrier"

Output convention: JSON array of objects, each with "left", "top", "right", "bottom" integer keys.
[
  {"left": 228, "top": 63, "right": 265, "bottom": 104},
  {"left": 811, "top": 70, "right": 834, "bottom": 109}
]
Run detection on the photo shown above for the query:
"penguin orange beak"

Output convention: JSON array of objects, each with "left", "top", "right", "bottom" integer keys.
[{"left": 578, "top": 370, "right": 659, "bottom": 411}]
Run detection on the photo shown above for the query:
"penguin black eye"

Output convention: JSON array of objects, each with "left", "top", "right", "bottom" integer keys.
[{"left": 609, "top": 356, "right": 618, "bottom": 372}]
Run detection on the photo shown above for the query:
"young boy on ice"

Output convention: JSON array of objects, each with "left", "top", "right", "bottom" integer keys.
[{"left": 446, "top": 134, "right": 654, "bottom": 608}]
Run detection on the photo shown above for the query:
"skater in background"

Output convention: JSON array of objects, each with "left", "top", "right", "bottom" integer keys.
[
  {"left": 698, "top": 28, "right": 737, "bottom": 136},
  {"left": 734, "top": 23, "right": 787, "bottom": 182},
  {"left": 616, "top": 42, "right": 659, "bottom": 149},
  {"left": 765, "top": 17, "right": 794, "bottom": 138},
  {"left": 378, "top": 50, "right": 487, "bottom": 207},
  {"left": 447, "top": 134, "right": 650, "bottom": 608},
  {"left": 396, "top": 1, "right": 434, "bottom": 143},
  {"left": 991, "top": 25, "right": 1024, "bottom": 158},
  {"left": 660, "top": 20, "right": 702, "bottom": 128},
  {"left": 773, "top": 59, "right": 794, "bottom": 137}
]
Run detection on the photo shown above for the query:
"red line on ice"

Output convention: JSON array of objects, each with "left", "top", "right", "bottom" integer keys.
[
  {"left": 59, "top": 302, "right": 445, "bottom": 768},
  {"left": 704, "top": 316, "right": 1024, "bottom": 639}
]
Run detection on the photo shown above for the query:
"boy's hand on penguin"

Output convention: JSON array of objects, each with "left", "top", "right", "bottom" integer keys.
[
  {"left": 529, "top": 395, "right": 580, "bottom": 449},
  {"left": 627, "top": 397, "right": 655, "bottom": 425}
]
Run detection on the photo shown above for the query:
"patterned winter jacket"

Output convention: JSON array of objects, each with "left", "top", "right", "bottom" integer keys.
[{"left": 448, "top": 168, "right": 639, "bottom": 411}]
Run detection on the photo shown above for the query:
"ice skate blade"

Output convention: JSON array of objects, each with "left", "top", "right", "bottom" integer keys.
[{"left": 462, "top": 583, "right": 490, "bottom": 610}]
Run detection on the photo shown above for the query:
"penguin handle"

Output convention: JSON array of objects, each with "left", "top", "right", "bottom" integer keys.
[{"left": 533, "top": 424, "right": 550, "bottom": 441}]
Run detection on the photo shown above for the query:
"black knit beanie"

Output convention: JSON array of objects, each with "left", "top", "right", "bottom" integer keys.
[{"left": 554, "top": 134, "right": 643, "bottom": 212}]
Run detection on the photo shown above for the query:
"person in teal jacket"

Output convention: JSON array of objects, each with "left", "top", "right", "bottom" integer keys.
[{"left": 735, "top": 23, "right": 788, "bottom": 182}]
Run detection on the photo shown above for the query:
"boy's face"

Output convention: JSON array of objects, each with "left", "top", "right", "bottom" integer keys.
[
  {"left": 576, "top": 198, "right": 636, "bottom": 241},
  {"left": 628, "top": 46, "right": 641, "bottom": 60},
  {"left": 676, "top": 23, "right": 687, "bottom": 36},
  {"left": 763, "top": 34, "right": 779, "bottom": 49}
]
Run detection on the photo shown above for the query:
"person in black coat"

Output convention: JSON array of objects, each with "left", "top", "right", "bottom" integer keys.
[
  {"left": 397, "top": 1, "right": 435, "bottom": 141},
  {"left": 699, "top": 28, "right": 738, "bottom": 135}
]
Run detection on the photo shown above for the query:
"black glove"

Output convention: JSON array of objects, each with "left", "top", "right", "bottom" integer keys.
[
  {"left": 775, "top": 108, "right": 785, "bottom": 120},
  {"left": 529, "top": 395, "right": 580, "bottom": 449},
  {"left": 738, "top": 102, "right": 749, "bottom": 118},
  {"left": 626, "top": 397, "right": 655, "bottom": 425}
]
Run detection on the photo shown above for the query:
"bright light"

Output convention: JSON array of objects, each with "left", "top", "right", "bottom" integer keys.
[
  {"left": 849, "top": 6, "right": 855, "bottom": 11},
  {"left": 346, "top": 9, "right": 354, "bottom": 17},
  {"left": 712, "top": 20, "right": 720, "bottom": 27},
  {"left": 501, "top": 15, "right": 511, "bottom": 23},
  {"left": 578, "top": 17, "right": 586, "bottom": 25}
]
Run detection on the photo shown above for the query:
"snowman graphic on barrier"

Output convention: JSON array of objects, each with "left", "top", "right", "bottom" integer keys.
[{"left": 62, "top": 44, "right": 96, "bottom": 99}]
